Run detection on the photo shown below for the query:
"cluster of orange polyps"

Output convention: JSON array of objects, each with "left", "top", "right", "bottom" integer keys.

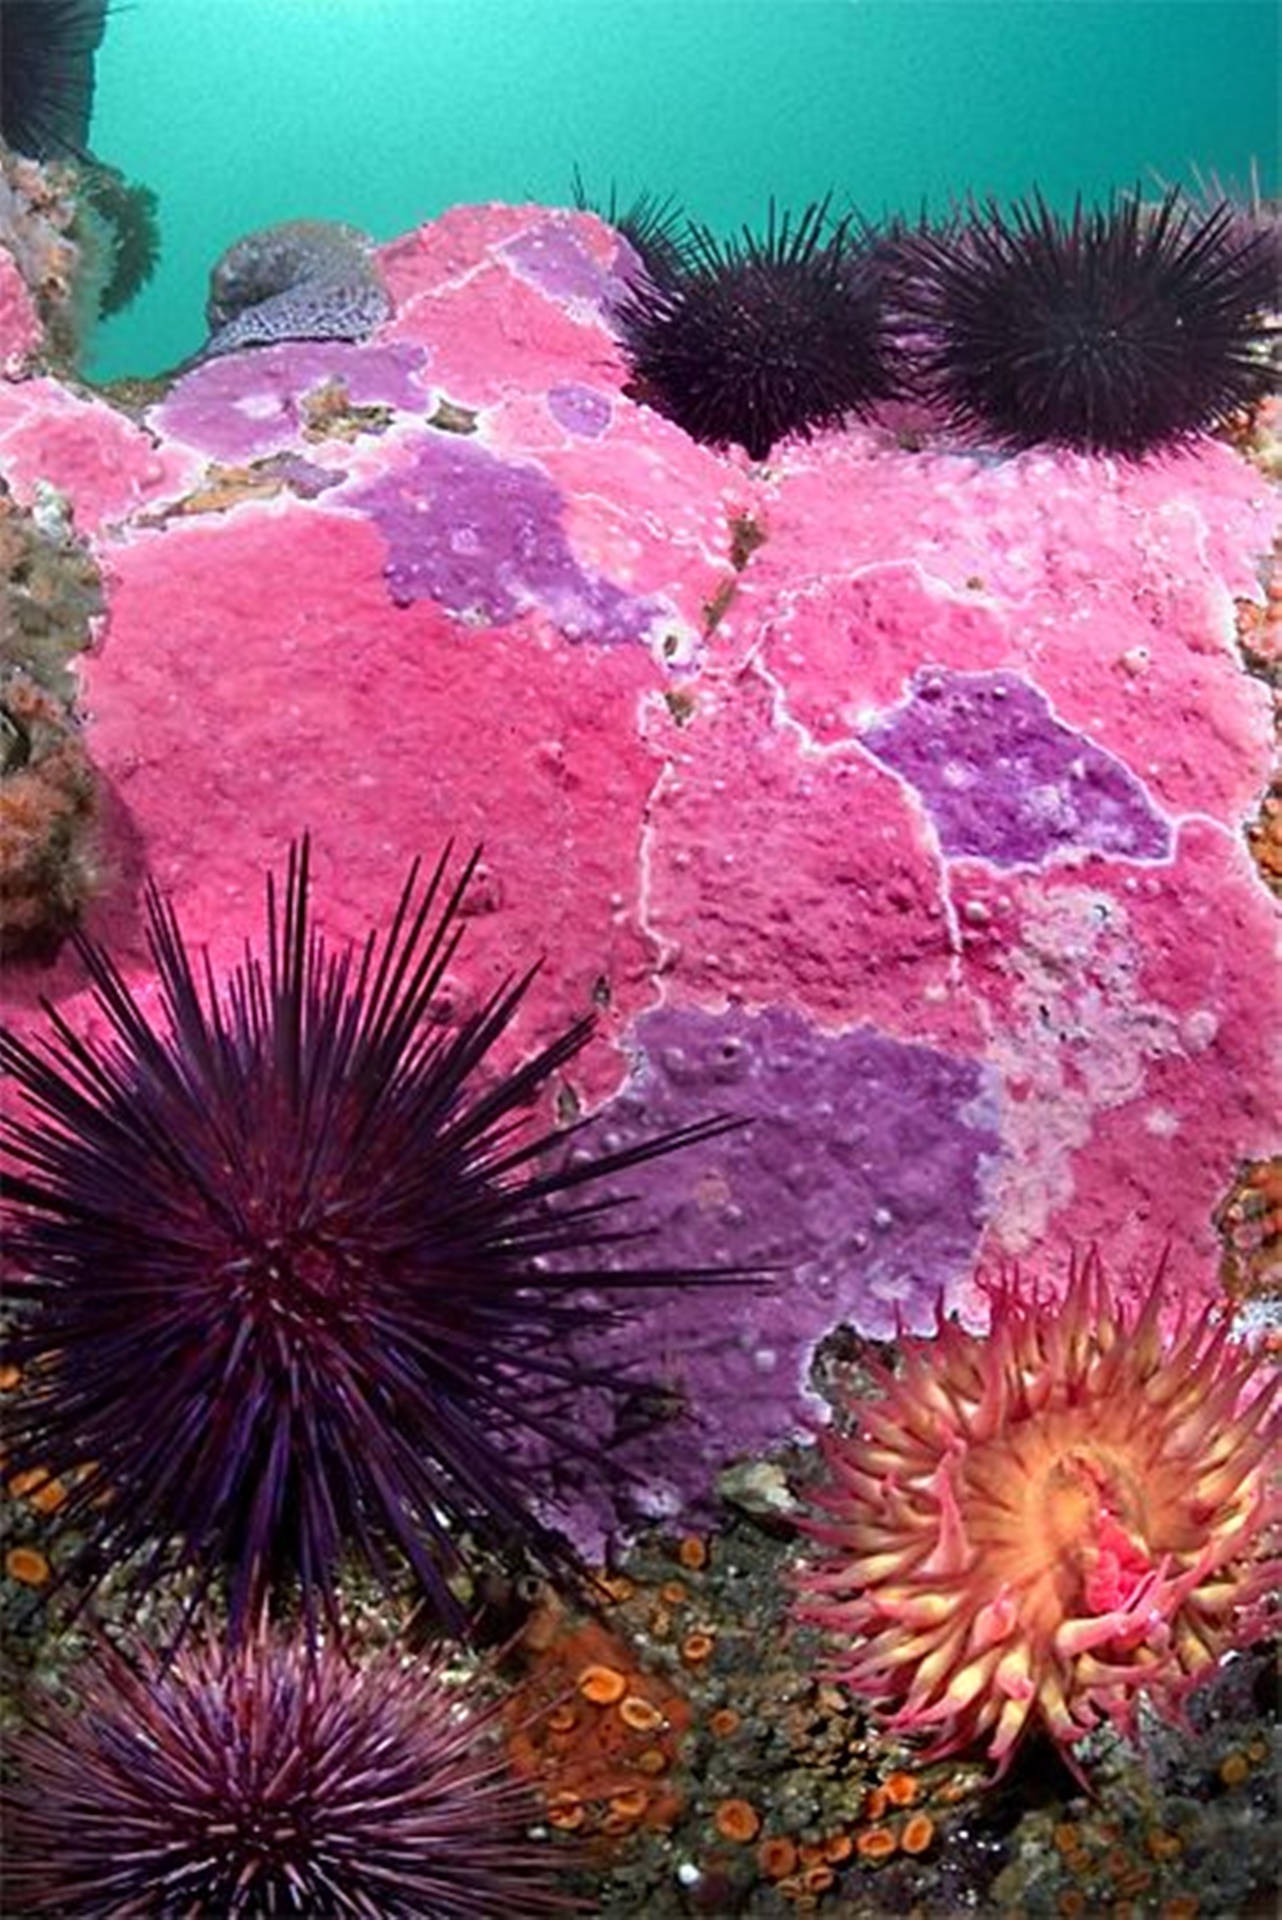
[
  {"left": 711, "top": 1763, "right": 955, "bottom": 1908},
  {"left": 504, "top": 1610, "right": 692, "bottom": 1839}
]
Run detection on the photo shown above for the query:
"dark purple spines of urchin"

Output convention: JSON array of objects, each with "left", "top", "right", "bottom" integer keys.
[
  {"left": 2, "top": 1629, "right": 566, "bottom": 1917},
  {"left": 615, "top": 197, "right": 903, "bottom": 461},
  {"left": 570, "top": 167, "right": 690, "bottom": 289},
  {"left": 0, "top": 839, "right": 738, "bottom": 1635},
  {"left": 0, "top": 0, "right": 109, "bottom": 159},
  {"left": 900, "top": 189, "right": 1278, "bottom": 456}
]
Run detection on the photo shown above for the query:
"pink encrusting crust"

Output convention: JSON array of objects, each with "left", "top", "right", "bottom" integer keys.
[
  {"left": 797, "top": 1253, "right": 1280, "bottom": 1772},
  {"left": 0, "top": 202, "right": 1277, "bottom": 1517},
  {"left": 0, "top": 248, "right": 41, "bottom": 371}
]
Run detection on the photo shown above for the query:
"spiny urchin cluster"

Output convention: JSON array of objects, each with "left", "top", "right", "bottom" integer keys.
[
  {"left": 614, "top": 196, "right": 903, "bottom": 462},
  {"left": 2, "top": 1627, "right": 565, "bottom": 1917},
  {"left": 797, "top": 1252, "right": 1279, "bottom": 1776},
  {"left": 604, "top": 185, "right": 1276, "bottom": 461},
  {"left": 0, "top": 838, "right": 740, "bottom": 1634}
]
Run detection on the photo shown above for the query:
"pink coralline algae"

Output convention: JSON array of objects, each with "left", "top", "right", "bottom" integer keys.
[
  {"left": 0, "top": 200, "right": 1277, "bottom": 1546},
  {"left": 352, "top": 432, "right": 663, "bottom": 639},
  {"left": 859, "top": 666, "right": 1173, "bottom": 866}
]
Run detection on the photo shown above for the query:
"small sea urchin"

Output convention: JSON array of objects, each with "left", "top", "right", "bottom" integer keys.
[
  {"left": 797, "top": 1253, "right": 1279, "bottom": 1774},
  {"left": 0, "top": 840, "right": 739, "bottom": 1633},
  {"left": 2, "top": 1627, "right": 565, "bottom": 1916},
  {"left": 902, "top": 190, "right": 1277, "bottom": 456},
  {"left": 615, "top": 198, "right": 901, "bottom": 461}
]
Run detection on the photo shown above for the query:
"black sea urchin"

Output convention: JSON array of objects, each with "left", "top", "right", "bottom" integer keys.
[
  {"left": 903, "top": 190, "right": 1278, "bottom": 456},
  {"left": 3, "top": 1628, "right": 566, "bottom": 1916},
  {"left": 0, "top": 0, "right": 109, "bottom": 160},
  {"left": 615, "top": 197, "right": 901, "bottom": 461},
  {"left": 0, "top": 841, "right": 738, "bottom": 1634}
]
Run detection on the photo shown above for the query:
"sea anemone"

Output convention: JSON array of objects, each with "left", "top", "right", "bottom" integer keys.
[
  {"left": 0, "top": 0, "right": 109, "bottom": 160},
  {"left": 900, "top": 190, "right": 1278, "bottom": 456},
  {"left": 797, "top": 1252, "right": 1279, "bottom": 1775},
  {"left": 0, "top": 839, "right": 739, "bottom": 1634},
  {"left": 2, "top": 1625, "right": 567, "bottom": 1916},
  {"left": 614, "top": 197, "right": 902, "bottom": 462}
]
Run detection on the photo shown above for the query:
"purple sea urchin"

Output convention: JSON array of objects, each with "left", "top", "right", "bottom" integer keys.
[
  {"left": 0, "top": 839, "right": 739, "bottom": 1634},
  {"left": 615, "top": 198, "right": 901, "bottom": 461},
  {"left": 2, "top": 1627, "right": 567, "bottom": 1916},
  {"left": 903, "top": 190, "right": 1277, "bottom": 456}
]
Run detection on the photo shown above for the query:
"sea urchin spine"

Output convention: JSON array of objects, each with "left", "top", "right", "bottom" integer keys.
[
  {"left": 0, "top": 838, "right": 742, "bottom": 1635},
  {"left": 797, "top": 1252, "right": 1279, "bottom": 1773}
]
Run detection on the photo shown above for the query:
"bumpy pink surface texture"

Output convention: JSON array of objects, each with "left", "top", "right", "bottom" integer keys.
[
  {"left": 0, "top": 248, "right": 40, "bottom": 372},
  {"left": 1, "top": 203, "right": 1277, "bottom": 1507}
]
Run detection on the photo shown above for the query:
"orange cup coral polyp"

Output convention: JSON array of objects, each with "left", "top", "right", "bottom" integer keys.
[{"left": 797, "top": 1253, "right": 1279, "bottom": 1773}]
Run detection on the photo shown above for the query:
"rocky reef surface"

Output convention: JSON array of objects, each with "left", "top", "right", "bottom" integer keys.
[{"left": 1, "top": 190, "right": 1278, "bottom": 1916}]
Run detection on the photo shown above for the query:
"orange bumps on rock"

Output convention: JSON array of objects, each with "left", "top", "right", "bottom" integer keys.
[
  {"left": 707, "top": 1706, "right": 740, "bottom": 1738},
  {"left": 1146, "top": 1829, "right": 1184, "bottom": 1861},
  {"left": 714, "top": 1798, "right": 760, "bottom": 1843},
  {"left": 576, "top": 1664, "right": 627, "bottom": 1705},
  {"left": 618, "top": 1694, "right": 665, "bottom": 1732},
  {"left": 677, "top": 1534, "right": 708, "bottom": 1570},
  {"left": 28, "top": 1478, "right": 68, "bottom": 1515},
  {"left": 900, "top": 1813, "right": 934, "bottom": 1855},
  {"left": 0, "top": 1364, "right": 22, "bottom": 1391},
  {"left": 680, "top": 1631, "right": 715, "bottom": 1665},
  {"left": 823, "top": 1833, "right": 854, "bottom": 1864},
  {"left": 855, "top": 1826, "right": 897, "bottom": 1861},
  {"left": 590, "top": 1572, "right": 634, "bottom": 1605},
  {"left": 883, "top": 1770, "right": 917, "bottom": 1807},
  {"left": 608, "top": 1787, "right": 649, "bottom": 1820},
  {"left": 1218, "top": 1751, "right": 1250, "bottom": 1787},
  {"left": 8, "top": 1468, "right": 50, "bottom": 1499},
  {"left": 758, "top": 1836, "right": 798, "bottom": 1879},
  {"left": 545, "top": 1793, "right": 585, "bottom": 1831},
  {"left": 4, "top": 1545, "right": 50, "bottom": 1586}
]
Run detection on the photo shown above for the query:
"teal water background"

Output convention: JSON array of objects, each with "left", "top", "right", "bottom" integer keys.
[{"left": 87, "top": 0, "right": 1279, "bottom": 381}]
